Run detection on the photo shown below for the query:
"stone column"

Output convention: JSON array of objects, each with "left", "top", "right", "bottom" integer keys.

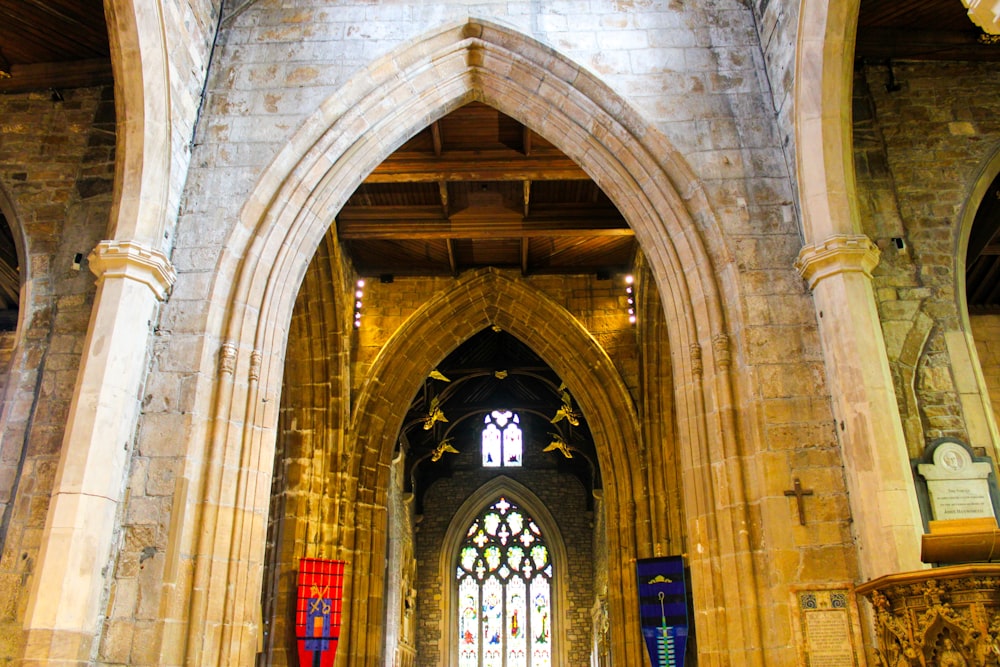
[
  {"left": 21, "top": 240, "right": 174, "bottom": 665},
  {"left": 796, "top": 234, "right": 924, "bottom": 580}
]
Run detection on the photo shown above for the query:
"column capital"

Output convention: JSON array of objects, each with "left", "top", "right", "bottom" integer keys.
[
  {"left": 795, "top": 234, "right": 880, "bottom": 290},
  {"left": 88, "top": 239, "right": 176, "bottom": 300}
]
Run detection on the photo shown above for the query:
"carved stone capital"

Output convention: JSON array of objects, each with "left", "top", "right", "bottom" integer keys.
[
  {"left": 220, "top": 342, "right": 237, "bottom": 377},
  {"left": 690, "top": 343, "right": 703, "bottom": 377},
  {"left": 794, "top": 234, "right": 880, "bottom": 290},
  {"left": 88, "top": 240, "right": 176, "bottom": 301}
]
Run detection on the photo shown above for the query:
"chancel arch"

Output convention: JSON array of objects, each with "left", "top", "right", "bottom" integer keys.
[
  {"left": 344, "top": 268, "right": 642, "bottom": 663},
  {"left": 181, "top": 16, "right": 764, "bottom": 667}
]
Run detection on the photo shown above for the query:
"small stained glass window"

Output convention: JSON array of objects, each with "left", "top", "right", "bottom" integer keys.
[
  {"left": 482, "top": 411, "right": 522, "bottom": 468},
  {"left": 456, "top": 497, "right": 551, "bottom": 667}
]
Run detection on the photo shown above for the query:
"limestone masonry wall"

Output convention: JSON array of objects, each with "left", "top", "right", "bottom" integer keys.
[
  {"left": 855, "top": 60, "right": 1000, "bottom": 455},
  {"left": 0, "top": 86, "right": 114, "bottom": 665}
]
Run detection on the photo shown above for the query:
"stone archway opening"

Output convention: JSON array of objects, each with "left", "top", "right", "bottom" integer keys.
[{"left": 192, "top": 17, "right": 762, "bottom": 667}]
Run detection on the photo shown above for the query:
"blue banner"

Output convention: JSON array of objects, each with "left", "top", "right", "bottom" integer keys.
[{"left": 637, "top": 556, "right": 689, "bottom": 667}]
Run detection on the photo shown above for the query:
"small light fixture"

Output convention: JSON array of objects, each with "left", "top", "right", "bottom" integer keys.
[
  {"left": 353, "top": 279, "right": 365, "bottom": 328},
  {"left": 624, "top": 275, "right": 636, "bottom": 325}
]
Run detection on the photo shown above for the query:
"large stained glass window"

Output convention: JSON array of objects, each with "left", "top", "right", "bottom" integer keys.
[
  {"left": 482, "top": 410, "right": 522, "bottom": 468},
  {"left": 456, "top": 497, "right": 552, "bottom": 667}
]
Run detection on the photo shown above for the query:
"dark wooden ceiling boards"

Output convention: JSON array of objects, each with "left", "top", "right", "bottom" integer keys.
[
  {"left": 339, "top": 102, "right": 635, "bottom": 278},
  {"left": 0, "top": 0, "right": 111, "bottom": 92},
  {"left": 856, "top": 0, "right": 1000, "bottom": 61}
]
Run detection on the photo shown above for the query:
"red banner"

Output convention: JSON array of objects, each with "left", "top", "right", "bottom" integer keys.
[{"left": 296, "top": 558, "right": 346, "bottom": 667}]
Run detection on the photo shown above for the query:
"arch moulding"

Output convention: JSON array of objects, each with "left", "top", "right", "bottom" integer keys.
[{"left": 177, "top": 17, "right": 763, "bottom": 667}]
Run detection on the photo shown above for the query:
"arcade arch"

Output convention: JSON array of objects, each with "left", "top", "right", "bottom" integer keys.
[{"left": 177, "top": 17, "right": 763, "bottom": 667}]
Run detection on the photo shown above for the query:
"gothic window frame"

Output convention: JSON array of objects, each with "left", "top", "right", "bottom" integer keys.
[
  {"left": 440, "top": 476, "right": 569, "bottom": 667},
  {"left": 482, "top": 409, "right": 523, "bottom": 468}
]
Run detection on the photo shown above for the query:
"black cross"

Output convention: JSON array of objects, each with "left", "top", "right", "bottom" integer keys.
[{"left": 784, "top": 478, "right": 814, "bottom": 525}]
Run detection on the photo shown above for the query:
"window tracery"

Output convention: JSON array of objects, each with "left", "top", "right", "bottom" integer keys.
[{"left": 456, "top": 496, "right": 551, "bottom": 667}]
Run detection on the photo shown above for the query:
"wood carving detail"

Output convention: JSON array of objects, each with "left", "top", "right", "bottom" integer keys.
[{"left": 858, "top": 567, "right": 1000, "bottom": 667}]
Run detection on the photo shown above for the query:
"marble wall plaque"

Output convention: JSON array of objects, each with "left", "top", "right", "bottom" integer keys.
[
  {"left": 917, "top": 441, "right": 995, "bottom": 521},
  {"left": 794, "top": 589, "right": 860, "bottom": 667}
]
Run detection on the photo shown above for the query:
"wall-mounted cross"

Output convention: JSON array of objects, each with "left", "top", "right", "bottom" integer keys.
[{"left": 784, "top": 478, "right": 814, "bottom": 525}]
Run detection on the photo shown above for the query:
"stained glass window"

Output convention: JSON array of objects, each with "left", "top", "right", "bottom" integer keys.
[
  {"left": 456, "top": 497, "right": 552, "bottom": 667},
  {"left": 482, "top": 411, "right": 522, "bottom": 468}
]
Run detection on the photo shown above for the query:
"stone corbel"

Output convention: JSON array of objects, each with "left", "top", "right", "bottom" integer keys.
[
  {"left": 794, "top": 234, "right": 881, "bottom": 290},
  {"left": 88, "top": 239, "right": 176, "bottom": 300}
]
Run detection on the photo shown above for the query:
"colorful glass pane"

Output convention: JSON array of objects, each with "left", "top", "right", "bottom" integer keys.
[
  {"left": 459, "top": 578, "right": 480, "bottom": 667},
  {"left": 456, "top": 497, "right": 553, "bottom": 667},
  {"left": 483, "top": 423, "right": 502, "bottom": 467},
  {"left": 461, "top": 546, "right": 477, "bottom": 572},
  {"left": 482, "top": 412, "right": 523, "bottom": 468},
  {"left": 484, "top": 546, "right": 501, "bottom": 571},
  {"left": 507, "top": 577, "right": 527, "bottom": 663},
  {"left": 503, "top": 422, "right": 522, "bottom": 466},
  {"left": 530, "top": 576, "right": 552, "bottom": 667}
]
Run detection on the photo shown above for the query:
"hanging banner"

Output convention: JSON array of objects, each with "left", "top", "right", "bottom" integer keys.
[
  {"left": 636, "top": 556, "right": 689, "bottom": 667},
  {"left": 296, "top": 558, "right": 346, "bottom": 667}
]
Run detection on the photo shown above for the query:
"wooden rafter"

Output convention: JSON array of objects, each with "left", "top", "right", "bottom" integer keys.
[
  {"left": 337, "top": 206, "right": 631, "bottom": 240},
  {"left": 364, "top": 152, "right": 588, "bottom": 183}
]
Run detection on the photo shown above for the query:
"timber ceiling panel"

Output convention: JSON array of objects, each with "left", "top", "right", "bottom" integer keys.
[
  {"left": 856, "top": 0, "right": 1000, "bottom": 61},
  {"left": 0, "top": 0, "right": 112, "bottom": 92},
  {"left": 338, "top": 102, "right": 636, "bottom": 278}
]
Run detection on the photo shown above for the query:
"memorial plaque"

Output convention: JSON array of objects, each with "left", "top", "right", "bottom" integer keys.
[
  {"left": 917, "top": 441, "right": 995, "bottom": 522},
  {"left": 795, "top": 589, "right": 859, "bottom": 667}
]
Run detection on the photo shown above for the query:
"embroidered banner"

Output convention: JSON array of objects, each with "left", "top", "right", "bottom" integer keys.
[
  {"left": 637, "top": 556, "right": 689, "bottom": 667},
  {"left": 296, "top": 558, "right": 346, "bottom": 667}
]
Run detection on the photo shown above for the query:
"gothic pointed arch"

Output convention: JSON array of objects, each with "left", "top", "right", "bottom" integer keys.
[
  {"left": 103, "top": 0, "right": 172, "bottom": 246},
  {"left": 441, "top": 476, "right": 569, "bottom": 667},
  {"left": 344, "top": 268, "right": 642, "bottom": 661},
  {"left": 957, "top": 149, "right": 1000, "bottom": 452},
  {"left": 184, "top": 16, "right": 764, "bottom": 666}
]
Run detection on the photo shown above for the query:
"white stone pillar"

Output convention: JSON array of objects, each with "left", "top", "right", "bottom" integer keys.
[
  {"left": 796, "top": 235, "right": 924, "bottom": 580},
  {"left": 21, "top": 240, "right": 174, "bottom": 665}
]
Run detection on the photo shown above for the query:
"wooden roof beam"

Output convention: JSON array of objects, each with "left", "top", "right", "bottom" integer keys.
[
  {"left": 0, "top": 58, "right": 113, "bottom": 93},
  {"left": 364, "top": 153, "right": 589, "bottom": 183},
  {"left": 338, "top": 214, "right": 633, "bottom": 239}
]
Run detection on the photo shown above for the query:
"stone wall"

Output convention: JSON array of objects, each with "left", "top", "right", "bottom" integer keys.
[
  {"left": 0, "top": 86, "right": 115, "bottom": 664},
  {"left": 855, "top": 60, "right": 1000, "bottom": 456},
  {"left": 971, "top": 315, "right": 1000, "bottom": 430}
]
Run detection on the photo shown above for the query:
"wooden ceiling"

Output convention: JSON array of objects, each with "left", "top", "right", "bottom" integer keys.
[
  {"left": 856, "top": 0, "right": 1000, "bottom": 61},
  {"left": 339, "top": 102, "right": 635, "bottom": 277},
  {"left": 0, "top": 0, "right": 111, "bottom": 93}
]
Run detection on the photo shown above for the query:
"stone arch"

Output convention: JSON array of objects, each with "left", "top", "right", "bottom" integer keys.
[
  {"left": 0, "top": 182, "right": 30, "bottom": 540},
  {"left": 439, "top": 475, "right": 570, "bottom": 667},
  {"left": 343, "top": 268, "right": 642, "bottom": 661},
  {"left": 955, "top": 148, "right": 1000, "bottom": 454},
  {"left": 0, "top": 183, "right": 29, "bottom": 341},
  {"left": 183, "top": 17, "right": 763, "bottom": 666},
  {"left": 794, "top": 0, "right": 863, "bottom": 244},
  {"left": 103, "top": 0, "right": 172, "bottom": 246}
]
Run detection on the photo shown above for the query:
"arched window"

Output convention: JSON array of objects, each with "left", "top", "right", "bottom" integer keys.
[
  {"left": 482, "top": 410, "right": 522, "bottom": 468},
  {"left": 456, "top": 496, "right": 552, "bottom": 667}
]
